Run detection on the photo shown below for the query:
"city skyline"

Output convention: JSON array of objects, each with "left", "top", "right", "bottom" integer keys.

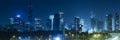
[
  {"left": 0, "top": 0, "right": 120, "bottom": 40},
  {"left": 0, "top": 0, "right": 120, "bottom": 31},
  {"left": 0, "top": 0, "right": 120, "bottom": 25},
  {"left": 1, "top": 11, "right": 120, "bottom": 32}
]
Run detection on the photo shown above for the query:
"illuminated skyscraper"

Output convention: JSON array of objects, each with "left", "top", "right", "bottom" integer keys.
[
  {"left": 14, "top": 15, "right": 24, "bottom": 25},
  {"left": 34, "top": 18, "right": 42, "bottom": 30},
  {"left": 80, "top": 19, "right": 84, "bottom": 26},
  {"left": 106, "top": 13, "right": 112, "bottom": 31},
  {"left": 90, "top": 13, "right": 97, "bottom": 32},
  {"left": 53, "top": 12, "right": 63, "bottom": 31},
  {"left": 46, "top": 15, "right": 54, "bottom": 30},
  {"left": 80, "top": 19, "right": 84, "bottom": 32},
  {"left": 9, "top": 18, "right": 14, "bottom": 24},
  {"left": 114, "top": 12, "right": 119, "bottom": 31}
]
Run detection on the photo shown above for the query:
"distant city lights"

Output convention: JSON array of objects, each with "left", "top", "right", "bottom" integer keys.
[
  {"left": 54, "top": 37, "right": 61, "bottom": 40},
  {"left": 16, "top": 15, "right": 21, "bottom": 18}
]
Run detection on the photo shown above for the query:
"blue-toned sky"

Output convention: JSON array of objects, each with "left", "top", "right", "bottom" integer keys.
[{"left": 0, "top": 0, "right": 120, "bottom": 31}]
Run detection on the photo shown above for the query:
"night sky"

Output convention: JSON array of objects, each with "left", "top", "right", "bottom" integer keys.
[{"left": 0, "top": 0, "right": 120, "bottom": 30}]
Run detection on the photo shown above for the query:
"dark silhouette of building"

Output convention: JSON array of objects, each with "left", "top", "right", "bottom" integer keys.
[
  {"left": 96, "top": 20, "right": 104, "bottom": 32},
  {"left": 14, "top": 15, "right": 24, "bottom": 25},
  {"left": 53, "top": 12, "right": 63, "bottom": 31},
  {"left": 73, "top": 16, "right": 80, "bottom": 31},
  {"left": 90, "top": 13, "right": 97, "bottom": 32},
  {"left": 106, "top": 13, "right": 112, "bottom": 32},
  {"left": 27, "top": 5, "right": 34, "bottom": 25},
  {"left": 46, "top": 18, "right": 52, "bottom": 30},
  {"left": 114, "top": 12, "right": 119, "bottom": 31}
]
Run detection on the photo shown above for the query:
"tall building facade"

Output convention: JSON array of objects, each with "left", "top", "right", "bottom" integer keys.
[
  {"left": 73, "top": 16, "right": 80, "bottom": 31},
  {"left": 53, "top": 12, "right": 63, "bottom": 31},
  {"left": 106, "top": 13, "right": 112, "bottom": 32},
  {"left": 114, "top": 12, "right": 119, "bottom": 31},
  {"left": 79, "top": 19, "right": 84, "bottom": 32},
  {"left": 34, "top": 18, "right": 42, "bottom": 30},
  {"left": 48, "top": 15, "right": 54, "bottom": 30},
  {"left": 90, "top": 13, "right": 97, "bottom": 32},
  {"left": 27, "top": 5, "right": 34, "bottom": 25},
  {"left": 46, "top": 18, "right": 52, "bottom": 30},
  {"left": 80, "top": 19, "right": 84, "bottom": 26},
  {"left": 96, "top": 20, "right": 104, "bottom": 32},
  {"left": 14, "top": 15, "right": 24, "bottom": 25},
  {"left": 9, "top": 18, "right": 14, "bottom": 24}
]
